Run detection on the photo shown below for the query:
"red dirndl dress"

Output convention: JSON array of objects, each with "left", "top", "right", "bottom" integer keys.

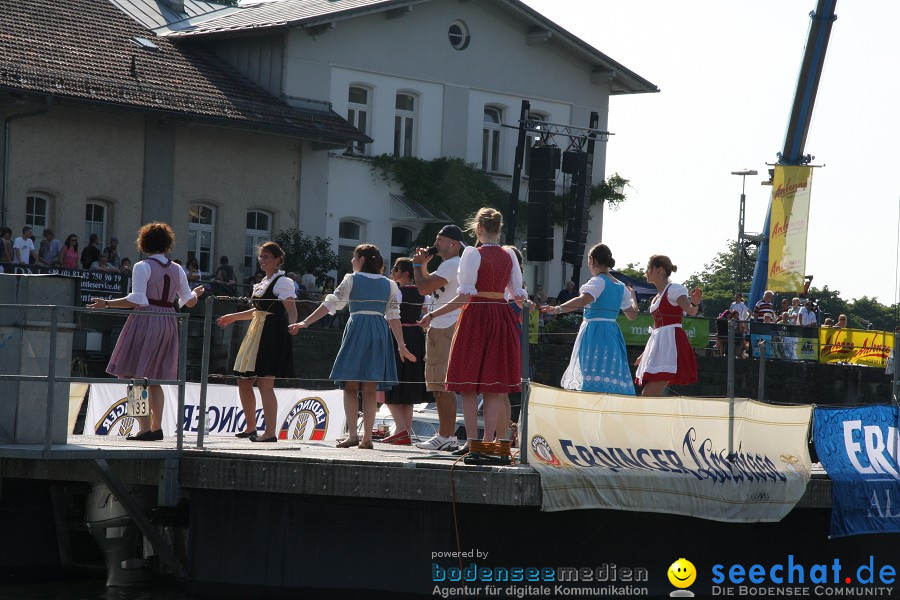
[
  {"left": 634, "top": 283, "right": 697, "bottom": 386},
  {"left": 445, "top": 245, "right": 521, "bottom": 394}
]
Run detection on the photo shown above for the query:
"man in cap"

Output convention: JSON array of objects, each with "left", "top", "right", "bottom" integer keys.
[
  {"left": 799, "top": 299, "right": 818, "bottom": 327},
  {"left": 38, "top": 228, "right": 62, "bottom": 266},
  {"left": 411, "top": 224, "right": 466, "bottom": 451}
]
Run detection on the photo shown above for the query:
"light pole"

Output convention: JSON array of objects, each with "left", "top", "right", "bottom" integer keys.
[{"left": 731, "top": 169, "right": 758, "bottom": 295}]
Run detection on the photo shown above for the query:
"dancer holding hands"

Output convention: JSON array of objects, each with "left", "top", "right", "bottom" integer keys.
[
  {"left": 290, "top": 244, "right": 415, "bottom": 449},
  {"left": 634, "top": 254, "right": 702, "bottom": 396}
]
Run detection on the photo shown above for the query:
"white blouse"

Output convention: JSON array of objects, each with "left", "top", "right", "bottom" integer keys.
[
  {"left": 650, "top": 283, "right": 688, "bottom": 312},
  {"left": 252, "top": 270, "right": 296, "bottom": 301},
  {"left": 323, "top": 272, "right": 401, "bottom": 319},
  {"left": 456, "top": 246, "right": 526, "bottom": 298},
  {"left": 125, "top": 254, "right": 196, "bottom": 308}
]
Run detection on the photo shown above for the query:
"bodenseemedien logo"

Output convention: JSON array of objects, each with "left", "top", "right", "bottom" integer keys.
[{"left": 668, "top": 558, "right": 696, "bottom": 597}]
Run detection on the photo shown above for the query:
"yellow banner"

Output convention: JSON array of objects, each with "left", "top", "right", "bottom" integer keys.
[
  {"left": 767, "top": 165, "right": 813, "bottom": 292},
  {"left": 818, "top": 328, "right": 894, "bottom": 367}
]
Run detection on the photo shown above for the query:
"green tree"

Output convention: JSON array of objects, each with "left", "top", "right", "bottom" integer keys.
[
  {"left": 618, "top": 261, "right": 647, "bottom": 282},
  {"left": 273, "top": 229, "right": 340, "bottom": 285},
  {"left": 683, "top": 240, "right": 755, "bottom": 317}
]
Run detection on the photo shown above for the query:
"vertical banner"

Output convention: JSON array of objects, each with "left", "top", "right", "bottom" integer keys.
[
  {"left": 814, "top": 405, "right": 900, "bottom": 537},
  {"left": 767, "top": 165, "right": 813, "bottom": 292}
]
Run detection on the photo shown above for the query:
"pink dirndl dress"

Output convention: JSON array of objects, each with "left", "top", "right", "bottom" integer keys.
[
  {"left": 107, "top": 257, "right": 182, "bottom": 380},
  {"left": 634, "top": 283, "right": 697, "bottom": 386}
]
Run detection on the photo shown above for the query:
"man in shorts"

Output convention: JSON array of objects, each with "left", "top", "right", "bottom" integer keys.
[{"left": 412, "top": 224, "right": 465, "bottom": 451}]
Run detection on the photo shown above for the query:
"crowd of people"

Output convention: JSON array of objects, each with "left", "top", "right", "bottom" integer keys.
[{"left": 0, "top": 225, "right": 133, "bottom": 275}]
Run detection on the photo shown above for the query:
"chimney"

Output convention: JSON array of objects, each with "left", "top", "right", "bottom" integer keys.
[{"left": 164, "top": 0, "right": 186, "bottom": 15}]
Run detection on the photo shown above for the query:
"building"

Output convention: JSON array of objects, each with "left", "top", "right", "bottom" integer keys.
[{"left": 2, "top": 0, "right": 657, "bottom": 288}]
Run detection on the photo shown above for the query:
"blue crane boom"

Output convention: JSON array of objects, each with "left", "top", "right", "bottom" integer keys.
[{"left": 748, "top": 0, "right": 837, "bottom": 310}]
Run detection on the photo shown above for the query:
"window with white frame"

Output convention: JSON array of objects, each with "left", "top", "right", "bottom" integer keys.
[
  {"left": 347, "top": 86, "right": 371, "bottom": 155},
  {"left": 85, "top": 200, "right": 108, "bottom": 248},
  {"left": 338, "top": 219, "right": 364, "bottom": 280},
  {"left": 244, "top": 210, "right": 272, "bottom": 277},
  {"left": 188, "top": 203, "right": 215, "bottom": 274},
  {"left": 523, "top": 112, "right": 547, "bottom": 177},
  {"left": 393, "top": 93, "right": 417, "bottom": 158},
  {"left": 26, "top": 194, "right": 51, "bottom": 237},
  {"left": 482, "top": 107, "right": 503, "bottom": 172},
  {"left": 390, "top": 226, "right": 413, "bottom": 266}
]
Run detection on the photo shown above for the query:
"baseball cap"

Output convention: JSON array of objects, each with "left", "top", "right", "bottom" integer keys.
[
  {"left": 110, "top": 236, "right": 118, "bottom": 242},
  {"left": 437, "top": 224, "right": 466, "bottom": 246}
]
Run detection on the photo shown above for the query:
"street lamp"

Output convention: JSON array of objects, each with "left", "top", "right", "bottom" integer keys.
[{"left": 731, "top": 169, "right": 758, "bottom": 295}]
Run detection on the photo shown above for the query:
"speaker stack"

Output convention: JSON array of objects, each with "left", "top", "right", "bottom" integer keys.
[
  {"left": 526, "top": 145, "right": 560, "bottom": 262},
  {"left": 561, "top": 149, "right": 592, "bottom": 266}
]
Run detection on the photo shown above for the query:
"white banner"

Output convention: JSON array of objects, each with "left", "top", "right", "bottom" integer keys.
[
  {"left": 85, "top": 382, "right": 346, "bottom": 441},
  {"left": 526, "top": 383, "right": 812, "bottom": 522}
]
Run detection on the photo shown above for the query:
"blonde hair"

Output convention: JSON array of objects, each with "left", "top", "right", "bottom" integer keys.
[{"left": 465, "top": 207, "right": 503, "bottom": 239}]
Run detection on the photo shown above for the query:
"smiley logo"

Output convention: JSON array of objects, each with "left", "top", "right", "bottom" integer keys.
[{"left": 667, "top": 558, "right": 696, "bottom": 589}]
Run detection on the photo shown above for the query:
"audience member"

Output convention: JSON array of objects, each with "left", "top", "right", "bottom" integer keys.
[
  {"left": 186, "top": 258, "right": 201, "bottom": 284},
  {"left": 729, "top": 292, "right": 750, "bottom": 321},
  {"left": 534, "top": 284, "right": 549, "bottom": 304},
  {"left": 787, "top": 297, "right": 801, "bottom": 325},
  {"left": 81, "top": 233, "right": 101, "bottom": 270},
  {"left": 799, "top": 300, "right": 818, "bottom": 327},
  {"left": 13, "top": 226, "right": 37, "bottom": 264},
  {"left": 753, "top": 290, "right": 776, "bottom": 322},
  {"left": 822, "top": 317, "right": 834, "bottom": 327},
  {"left": 59, "top": 234, "right": 79, "bottom": 268},
  {"left": 556, "top": 281, "right": 577, "bottom": 304},
  {"left": 38, "top": 229, "right": 63, "bottom": 266},
  {"left": 0, "top": 227, "right": 13, "bottom": 263},
  {"left": 90, "top": 254, "right": 120, "bottom": 272},
  {"left": 120, "top": 257, "right": 133, "bottom": 277},
  {"left": 301, "top": 265, "right": 318, "bottom": 297},
  {"left": 218, "top": 256, "right": 236, "bottom": 283},
  {"left": 834, "top": 314, "right": 848, "bottom": 329},
  {"left": 103, "top": 237, "right": 121, "bottom": 268}
]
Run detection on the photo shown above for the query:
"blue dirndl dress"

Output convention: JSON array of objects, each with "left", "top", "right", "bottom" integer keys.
[
  {"left": 328, "top": 273, "right": 399, "bottom": 388},
  {"left": 560, "top": 273, "right": 635, "bottom": 395}
]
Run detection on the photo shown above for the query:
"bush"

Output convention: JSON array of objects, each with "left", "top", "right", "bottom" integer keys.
[{"left": 273, "top": 229, "right": 340, "bottom": 286}]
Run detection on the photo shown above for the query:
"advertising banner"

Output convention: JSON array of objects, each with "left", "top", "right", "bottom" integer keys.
[
  {"left": 767, "top": 165, "right": 813, "bottom": 292},
  {"left": 526, "top": 383, "right": 812, "bottom": 522},
  {"left": 813, "top": 405, "right": 900, "bottom": 537},
  {"left": 85, "top": 382, "right": 346, "bottom": 441},
  {"left": 0, "top": 263, "right": 127, "bottom": 304},
  {"left": 749, "top": 322, "right": 819, "bottom": 361},
  {"left": 617, "top": 314, "right": 709, "bottom": 349},
  {"left": 818, "top": 327, "right": 893, "bottom": 367}
]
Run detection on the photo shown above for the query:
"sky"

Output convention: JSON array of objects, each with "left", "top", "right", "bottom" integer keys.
[{"left": 522, "top": 0, "right": 900, "bottom": 305}]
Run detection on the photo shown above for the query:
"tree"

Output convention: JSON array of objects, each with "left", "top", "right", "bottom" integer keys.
[
  {"left": 683, "top": 240, "right": 754, "bottom": 317},
  {"left": 273, "top": 229, "right": 340, "bottom": 285}
]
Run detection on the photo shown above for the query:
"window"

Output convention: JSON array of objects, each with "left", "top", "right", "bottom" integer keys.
[
  {"left": 448, "top": 21, "right": 470, "bottom": 51},
  {"left": 338, "top": 219, "right": 364, "bottom": 280},
  {"left": 482, "top": 107, "right": 502, "bottom": 172},
  {"left": 523, "top": 112, "right": 547, "bottom": 176},
  {"left": 390, "top": 226, "right": 413, "bottom": 266},
  {"left": 188, "top": 203, "right": 216, "bottom": 274},
  {"left": 339, "top": 221, "right": 361, "bottom": 240},
  {"left": 26, "top": 194, "right": 50, "bottom": 237},
  {"left": 347, "top": 86, "right": 371, "bottom": 155},
  {"left": 394, "top": 93, "right": 417, "bottom": 158},
  {"left": 85, "top": 200, "right": 108, "bottom": 248},
  {"left": 244, "top": 210, "right": 272, "bottom": 277}
]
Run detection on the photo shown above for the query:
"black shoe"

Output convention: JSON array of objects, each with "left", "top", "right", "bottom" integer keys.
[
  {"left": 451, "top": 445, "right": 470, "bottom": 456},
  {"left": 249, "top": 434, "right": 278, "bottom": 443},
  {"left": 235, "top": 430, "right": 256, "bottom": 438},
  {"left": 127, "top": 429, "right": 163, "bottom": 441}
]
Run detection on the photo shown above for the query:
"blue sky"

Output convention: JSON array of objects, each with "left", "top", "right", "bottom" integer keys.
[{"left": 523, "top": 0, "right": 900, "bottom": 304}]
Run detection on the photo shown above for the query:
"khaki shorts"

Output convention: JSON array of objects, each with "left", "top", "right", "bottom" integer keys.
[{"left": 425, "top": 323, "right": 457, "bottom": 392}]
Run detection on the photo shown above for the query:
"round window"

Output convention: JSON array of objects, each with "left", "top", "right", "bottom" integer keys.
[{"left": 448, "top": 20, "right": 470, "bottom": 51}]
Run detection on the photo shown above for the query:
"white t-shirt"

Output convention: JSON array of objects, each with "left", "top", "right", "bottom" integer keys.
[
  {"left": 798, "top": 306, "right": 817, "bottom": 326},
  {"left": 729, "top": 301, "right": 750, "bottom": 321},
  {"left": 12, "top": 236, "right": 34, "bottom": 264},
  {"left": 300, "top": 273, "right": 317, "bottom": 291},
  {"left": 429, "top": 256, "right": 461, "bottom": 329}
]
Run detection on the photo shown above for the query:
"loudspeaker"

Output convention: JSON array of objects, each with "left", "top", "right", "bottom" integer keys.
[
  {"left": 527, "top": 146, "right": 560, "bottom": 262},
  {"left": 561, "top": 151, "right": 593, "bottom": 266}
]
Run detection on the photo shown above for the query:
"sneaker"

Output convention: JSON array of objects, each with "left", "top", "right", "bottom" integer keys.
[{"left": 415, "top": 434, "right": 459, "bottom": 452}]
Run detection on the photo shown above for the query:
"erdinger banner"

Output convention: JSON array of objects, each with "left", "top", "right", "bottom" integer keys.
[
  {"left": 526, "top": 384, "right": 812, "bottom": 522},
  {"left": 86, "top": 383, "right": 346, "bottom": 440},
  {"left": 767, "top": 165, "right": 812, "bottom": 292},
  {"left": 814, "top": 405, "right": 900, "bottom": 538},
  {"left": 818, "top": 327, "right": 893, "bottom": 367}
]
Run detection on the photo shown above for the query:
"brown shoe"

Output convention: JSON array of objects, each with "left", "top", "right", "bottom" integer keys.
[
  {"left": 336, "top": 438, "right": 359, "bottom": 448},
  {"left": 358, "top": 440, "right": 374, "bottom": 449}
]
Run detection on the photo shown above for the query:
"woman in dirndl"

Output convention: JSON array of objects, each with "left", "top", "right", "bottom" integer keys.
[
  {"left": 88, "top": 222, "right": 205, "bottom": 441},
  {"left": 289, "top": 244, "right": 415, "bottom": 449},
  {"left": 634, "top": 254, "right": 702, "bottom": 396},
  {"left": 419, "top": 208, "right": 526, "bottom": 455},
  {"left": 543, "top": 243, "right": 638, "bottom": 394},
  {"left": 217, "top": 241, "right": 297, "bottom": 442}
]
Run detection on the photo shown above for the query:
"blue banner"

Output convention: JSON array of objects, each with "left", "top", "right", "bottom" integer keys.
[{"left": 813, "top": 405, "right": 900, "bottom": 537}]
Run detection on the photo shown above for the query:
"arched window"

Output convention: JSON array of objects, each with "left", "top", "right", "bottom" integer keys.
[
  {"left": 482, "top": 107, "right": 503, "bottom": 172},
  {"left": 85, "top": 199, "right": 109, "bottom": 248},
  {"left": 244, "top": 210, "right": 272, "bottom": 277},
  {"left": 394, "top": 93, "right": 417, "bottom": 158},
  {"left": 338, "top": 219, "right": 365, "bottom": 280},
  {"left": 26, "top": 193, "right": 52, "bottom": 237},
  {"left": 347, "top": 85, "right": 371, "bottom": 155},
  {"left": 188, "top": 203, "right": 216, "bottom": 274}
]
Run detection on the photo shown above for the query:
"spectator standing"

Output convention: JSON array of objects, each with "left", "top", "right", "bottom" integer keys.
[
  {"left": 38, "top": 229, "right": 62, "bottom": 266},
  {"left": 90, "top": 254, "right": 119, "bottom": 272},
  {"left": 411, "top": 224, "right": 466, "bottom": 452},
  {"left": 729, "top": 293, "right": 750, "bottom": 321},
  {"left": 59, "top": 234, "right": 79, "bottom": 268},
  {"left": 556, "top": 281, "right": 577, "bottom": 304},
  {"left": 753, "top": 290, "right": 776, "bottom": 322},
  {"left": 290, "top": 244, "right": 414, "bottom": 449},
  {"left": 285, "top": 272, "right": 303, "bottom": 297},
  {"left": 211, "top": 266, "right": 236, "bottom": 296},
  {"left": 787, "top": 297, "right": 801, "bottom": 325},
  {"left": 185, "top": 258, "right": 201, "bottom": 284},
  {"left": 300, "top": 265, "right": 318, "bottom": 297},
  {"left": 88, "top": 222, "right": 204, "bottom": 441},
  {"left": 13, "top": 226, "right": 36, "bottom": 264},
  {"left": 218, "top": 256, "right": 236, "bottom": 283},
  {"left": 534, "top": 284, "right": 549, "bottom": 304},
  {"left": 120, "top": 257, "right": 133, "bottom": 277},
  {"left": 834, "top": 314, "right": 848, "bottom": 329},
  {"left": 799, "top": 300, "right": 818, "bottom": 327},
  {"left": 0, "top": 227, "right": 14, "bottom": 263},
  {"left": 81, "top": 233, "right": 101, "bottom": 270},
  {"left": 103, "top": 237, "right": 121, "bottom": 269}
]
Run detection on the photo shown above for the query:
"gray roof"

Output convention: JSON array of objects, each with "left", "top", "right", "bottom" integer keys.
[
  {"left": 0, "top": 0, "right": 370, "bottom": 145},
  {"left": 150, "top": 0, "right": 657, "bottom": 94},
  {"left": 109, "top": 0, "right": 239, "bottom": 30}
]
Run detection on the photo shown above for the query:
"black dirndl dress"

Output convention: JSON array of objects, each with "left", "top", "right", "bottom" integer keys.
[
  {"left": 233, "top": 274, "right": 294, "bottom": 378},
  {"left": 386, "top": 286, "right": 429, "bottom": 404}
]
